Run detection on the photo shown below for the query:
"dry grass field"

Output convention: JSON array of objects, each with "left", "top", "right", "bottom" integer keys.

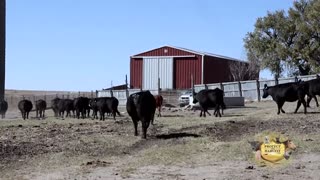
[{"left": 1, "top": 99, "right": 320, "bottom": 180}]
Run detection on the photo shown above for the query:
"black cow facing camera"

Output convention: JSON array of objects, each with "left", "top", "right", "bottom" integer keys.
[
  {"left": 126, "top": 91, "right": 156, "bottom": 139},
  {"left": 18, "top": 99, "right": 33, "bottom": 120},
  {"left": 0, "top": 100, "right": 8, "bottom": 119}
]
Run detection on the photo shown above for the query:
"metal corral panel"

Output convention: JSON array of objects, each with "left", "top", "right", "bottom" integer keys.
[
  {"left": 207, "top": 83, "right": 221, "bottom": 90},
  {"left": 143, "top": 58, "right": 158, "bottom": 90},
  {"left": 241, "top": 81, "right": 258, "bottom": 101},
  {"left": 223, "top": 82, "right": 240, "bottom": 97},
  {"left": 159, "top": 58, "right": 173, "bottom": 89},
  {"left": 278, "top": 78, "right": 295, "bottom": 84},
  {"left": 174, "top": 56, "right": 202, "bottom": 89},
  {"left": 194, "top": 84, "right": 206, "bottom": 93},
  {"left": 130, "top": 58, "right": 143, "bottom": 89}
]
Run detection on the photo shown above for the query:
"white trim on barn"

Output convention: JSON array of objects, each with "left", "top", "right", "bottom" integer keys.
[{"left": 201, "top": 55, "right": 204, "bottom": 84}]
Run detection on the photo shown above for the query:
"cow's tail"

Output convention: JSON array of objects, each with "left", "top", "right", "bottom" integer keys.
[
  {"left": 116, "top": 110, "right": 122, "bottom": 116},
  {"left": 221, "top": 102, "right": 226, "bottom": 109}
]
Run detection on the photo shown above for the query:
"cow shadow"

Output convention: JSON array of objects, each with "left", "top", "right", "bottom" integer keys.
[
  {"left": 220, "top": 114, "right": 244, "bottom": 117},
  {"left": 160, "top": 114, "right": 184, "bottom": 118},
  {"left": 156, "top": 132, "right": 201, "bottom": 139}
]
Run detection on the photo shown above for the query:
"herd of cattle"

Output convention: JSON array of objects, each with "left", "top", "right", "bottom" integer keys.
[{"left": 0, "top": 76, "right": 320, "bottom": 138}]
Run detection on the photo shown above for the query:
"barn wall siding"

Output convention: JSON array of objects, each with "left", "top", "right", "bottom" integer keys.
[
  {"left": 203, "top": 56, "right": 233, "bottom": 84},
  {"left": 130, "top": 58, "right": 143, "bottom": 89},
  {"left": 174, "top": 55, "right": 202, "bottom": 89}
]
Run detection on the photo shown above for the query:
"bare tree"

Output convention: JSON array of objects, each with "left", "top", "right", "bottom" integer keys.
[{"left": 229, "top": 59, "right": 260, "bottom": 81}]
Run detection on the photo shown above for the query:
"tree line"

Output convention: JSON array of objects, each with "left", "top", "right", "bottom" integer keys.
[{"left": 243, "top": 0, "right": 320, "bottom": 80}]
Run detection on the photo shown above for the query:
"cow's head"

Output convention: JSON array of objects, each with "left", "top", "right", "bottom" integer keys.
[
  {"left": 262, "top": 84, "right": 269, "bottom": 98},
  {"left": 192, "top": 91, "right": 198, "bottom": 104}
]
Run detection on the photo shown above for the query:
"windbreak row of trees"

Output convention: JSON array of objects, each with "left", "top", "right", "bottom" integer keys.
[{"left": 244, "top": 0, "right": 320, "bottom": 79}]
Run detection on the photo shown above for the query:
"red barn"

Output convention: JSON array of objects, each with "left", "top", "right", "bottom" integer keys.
[{"left": 130, "top": 46, "right": 250, "bottom": 90}]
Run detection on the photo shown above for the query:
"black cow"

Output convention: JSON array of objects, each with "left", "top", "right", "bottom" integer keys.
[
  {"left": 89, "top": 98, "right": 98, "bottom": 120},
  {"left": 94, "top": 97, "right": 121, "bottom": 120},
  {"left": 299, "top": 78, "right": 320, "bottom": 107},
  {"left": 193, "top": 88, "right": 225, "bottom": 117},
  {"left": 35, "top": 99, "right": 47, "bottom": 119},
  {"left": 64, "top": 99, "right": 75, "bottom": 118},
  {"left": 126, "top": 91, "right": 156, "bottom": 139},
  {"left": 52, "top": 99, "right": 75, "bottom": 119},
  {"left": 0, "top": 100, "right": 8, "bottom": 119},
  {"left": 51, "top": 97, "right": 61, "bottom": 118},
  {"left": 262, "top": 82, "right": 307, "bottom": 114},
  {"left": 18, "top": 99, "right": 33, "bottom": 120},
  {"left": 73, "top": 97, "right": 90, "bottom": 119}
]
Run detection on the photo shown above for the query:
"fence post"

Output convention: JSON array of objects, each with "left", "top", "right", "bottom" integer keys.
[
  {"left": 158, "top": 77, "right": 161, "bottom": 95},
  {"left": 95, "top": 90, "right": 98, "bottom": 98},
  {"left": 191, "top": 74, "right": 194, "bottom": 98},
  {"left": 275, "top": 77, "right": 279, "bottom": 85},
  {"left": 78, "top": 91, "right": 81, "bottom": 97},
  {"left": 204, "top": 84, "right": 208, "bottom": 89},
  {"left": 256, "top": 79, "right": 261, "bottom": 102},
  {"left": 238, "top": 81, "right": 242, "bottom": 97},
  {"left": 125, "top": 74, "right": 129, "bottom": 98}
]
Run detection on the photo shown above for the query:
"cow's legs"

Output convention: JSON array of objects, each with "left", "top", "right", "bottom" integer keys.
[
  {"left": 151, "top": 112, "right": 155, "bottom": 125},
  {"left": 299, "top": 98, "right": 308, "bottom": 114},
  {"left": 112, "top": 110, "right": 116, "bottom": 120},
  {"left": 307, "top": 95, "right": 312, "bottom": 107},
  {"left": 157, "top": 107, "right": 161, "bottom": 117},
  {"left": 314, "top": 96, "right": 319, "bottom": 107},
  {"left": 27, "top": 111, "right": 29, "bottom": 119},
  {"left": 36, "top": 110, "right": 39, "bottom": 118},
  {"left": 294, "top": 101, "right": 302, "bottom": 113},
  {"left": 277, "top": 101, "right": 285, "bottom": 115},
  {"left": 214, "top": 105, "right": 221, "bottom": 117},
  {"left": 132, "top": 119, "right": 138, "bottom": 136},
  {"left": 301, "top": 99, "right": 307, "bottom": 114},
  {"left": 141, "top": 120, "right": 150, "bottom": 139}
]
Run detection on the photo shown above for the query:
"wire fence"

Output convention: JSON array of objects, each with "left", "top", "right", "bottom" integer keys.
[{"left": 5, "top": 91, "right": 96, "bottom": 111}]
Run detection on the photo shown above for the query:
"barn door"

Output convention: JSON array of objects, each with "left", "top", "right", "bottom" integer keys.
[
  {"left": 143, "top": 58, "right": 158, "bottom": 90},
  {"left": 158, "top": 58, "right": 173, "bottom": 89},
  {"left": 142, "top": 58, "right": 173, "bottom": 90}
]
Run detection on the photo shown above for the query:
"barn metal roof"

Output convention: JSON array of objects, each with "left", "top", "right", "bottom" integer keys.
[
  {"left": 131, "top": 45, "right": 247, "bottom": 63},
  {"left": 168, "top": 45, "right": 246, "bottom": 63}
]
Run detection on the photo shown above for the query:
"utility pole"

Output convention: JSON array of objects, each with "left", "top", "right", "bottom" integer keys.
[{"left": 0, "top": 0, "right": 5, "bottom": 101}]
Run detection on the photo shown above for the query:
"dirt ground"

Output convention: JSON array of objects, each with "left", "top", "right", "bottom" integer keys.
[{"left": 1, "top": 100, "right": 320, "bottom": 180}]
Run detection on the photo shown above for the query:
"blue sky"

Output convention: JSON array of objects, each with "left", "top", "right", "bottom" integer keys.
[{"left": 6, "top": 0, "right": 293, "bottom": 91}]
